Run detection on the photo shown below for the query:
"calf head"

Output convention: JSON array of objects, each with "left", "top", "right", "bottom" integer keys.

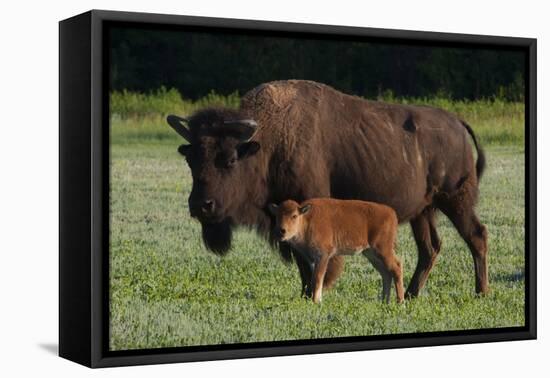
[{"left": 268, "top": 200, "right": 311, "bottom": 241}]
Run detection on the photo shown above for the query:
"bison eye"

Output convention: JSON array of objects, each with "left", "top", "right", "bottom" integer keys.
[
  {"left": 224, "top": 157, "right": 237, "bottom": 168},
  {"left": 226, "top": 157, "right": 237, "bottom": 168}
]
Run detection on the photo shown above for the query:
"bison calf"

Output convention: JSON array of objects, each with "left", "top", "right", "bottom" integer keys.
[{"left": 269, "top": 198, "right": 404, "bottom": 304}]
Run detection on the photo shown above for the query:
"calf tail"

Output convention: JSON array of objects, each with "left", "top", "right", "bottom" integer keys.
[{"left": 461, "top": 120, "right": 486, "bottom": 181}]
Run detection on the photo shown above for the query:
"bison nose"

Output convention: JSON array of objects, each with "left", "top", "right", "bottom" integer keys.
[
  {"left": 201, "top": 199, "right": 216, "bottom": 215},
  {"left": 279, "top": 227, "right": 286, "bottom": 236}
]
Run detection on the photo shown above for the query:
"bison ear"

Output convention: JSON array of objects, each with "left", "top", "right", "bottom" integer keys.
[
  {"left": 178, "top": 144, "right": 191, "bottom": 156},
  {"left": 299, "top": 204, "right": 312, "bottom": 214},
  {"left": 237, "top": 141, "right": 260, "bottom": 159},
  {"left": 167, "top": 115, "right": 192, "bottom": 142},
  {"left": 268, "top": 203, "right": 278, "bottom": 215}
]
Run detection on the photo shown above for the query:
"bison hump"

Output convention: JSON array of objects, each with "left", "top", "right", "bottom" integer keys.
[{"left": 242, "top": 81, "right": 300, "bottom": 111}]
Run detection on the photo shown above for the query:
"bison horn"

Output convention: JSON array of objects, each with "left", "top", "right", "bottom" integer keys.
[
  {"left": 223, "top": 119, "right": 258, "bottom": 141},
  {"left": 167, "top": 115, "right": 192, "bottom": 142}
]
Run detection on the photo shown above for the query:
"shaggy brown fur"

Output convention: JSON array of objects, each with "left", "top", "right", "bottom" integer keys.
[
  {"left": 270, "top": 199, "right": 404, "bottom": 304},
  {"left": 167, "top": 80, "right": 488, "bottom": 298}
]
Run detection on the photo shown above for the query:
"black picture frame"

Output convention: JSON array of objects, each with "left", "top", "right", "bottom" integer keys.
[{"left": 59, "top": 9, "right": 537, "bottom": 368}]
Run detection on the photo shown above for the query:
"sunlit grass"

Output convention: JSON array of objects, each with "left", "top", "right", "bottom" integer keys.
[
  {"left": 109, "top": 139, "right": 525, "bottom": 350},
  {"left": 108, "top": 90, "right": 525, "bottom": 350}
]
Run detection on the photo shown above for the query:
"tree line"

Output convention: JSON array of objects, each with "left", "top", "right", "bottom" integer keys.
[{"left": 110, "top": 27, "right": 525, "bottom": 101}]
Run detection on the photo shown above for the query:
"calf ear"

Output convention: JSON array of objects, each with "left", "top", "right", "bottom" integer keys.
[
  {"left": 178, "top": 144, "right": 191, "bottom": 156},
  {"left": 268, "top": 203, "right": 278, "bottom": 215},
  {"left": 237, "top": 141, "right": 260, "bottom": 159},
  {"left": 299, "top": 204, "right": 312, "bottom": 214}
]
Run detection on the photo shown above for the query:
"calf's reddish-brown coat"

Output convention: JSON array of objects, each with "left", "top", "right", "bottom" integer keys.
[{"left": 269, "top": 198, "right": 404, "bottom": 304}]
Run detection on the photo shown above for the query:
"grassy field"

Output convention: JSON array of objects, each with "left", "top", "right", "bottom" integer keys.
[{"left": 109, "top": 92, "right": 525, "bottom": 351}]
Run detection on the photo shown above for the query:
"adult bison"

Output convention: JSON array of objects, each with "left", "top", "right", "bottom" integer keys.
[{"left": 167, "top": 80, "right": 488, "bottom": 298}]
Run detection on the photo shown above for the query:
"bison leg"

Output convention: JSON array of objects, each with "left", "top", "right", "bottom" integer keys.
[
  {"left": 440, "top": 203, "right": 489, "bottom": 295},
  {"left": 436, "top": 173, "right": 489, "bottom": 295},
  {"left": 406, "top": 207, "right": 442, "bottom": 298}
]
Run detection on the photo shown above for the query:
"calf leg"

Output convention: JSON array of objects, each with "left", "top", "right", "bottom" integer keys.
[
  {"left": 388, "top": 254, "right": 405, "bottom": 303},
  {"left": 372, "top": 251, "right": 405, "bottom": 303},
  {"left": 293, "top": 249, "right": 344, "bottom": 298},
  {"left": 363, "top": 249, "right": 393, "bottom": 303},
  {"left": 323, "top": 255, "right": 345, "bottom": 290},
  {"left": 380, "top": 270, "right": 393, "bottom": 303},
  {"left": 293, "top": 187, "right": 344, "bottom": 295},
  {"left": 406, "top": 207, "right": 442, "bottom": 298},
  {"left": 312, "top": 254, "right": 330, "bottom": 304}
]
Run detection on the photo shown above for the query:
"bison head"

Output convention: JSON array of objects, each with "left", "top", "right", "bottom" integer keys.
[{"left": 167, "top": 108, "right": 262, "bottom": 254}]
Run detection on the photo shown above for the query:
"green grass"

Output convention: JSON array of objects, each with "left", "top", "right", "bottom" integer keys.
[
  {"left": 110, "top": 89, "right": 525, "bottom": 146},
  {"left": 109, "top": 91, "right": 525, "bottom": 350},
  {"left": 109, "top": 104, "right": 525, "bottom": 350}
]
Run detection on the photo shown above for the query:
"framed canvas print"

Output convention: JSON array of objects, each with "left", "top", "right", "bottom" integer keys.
[{"left": 59, "top": 10, "right": 537, "bottom": 368}]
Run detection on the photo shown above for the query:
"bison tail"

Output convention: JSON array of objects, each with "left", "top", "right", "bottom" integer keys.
[{"left": 461, "top": 120, "right": 486, "bottom": 181}]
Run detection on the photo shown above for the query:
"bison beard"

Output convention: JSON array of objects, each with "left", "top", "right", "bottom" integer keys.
[{"left": 201, "top": 220, "right": 232, "bottom": 255}]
